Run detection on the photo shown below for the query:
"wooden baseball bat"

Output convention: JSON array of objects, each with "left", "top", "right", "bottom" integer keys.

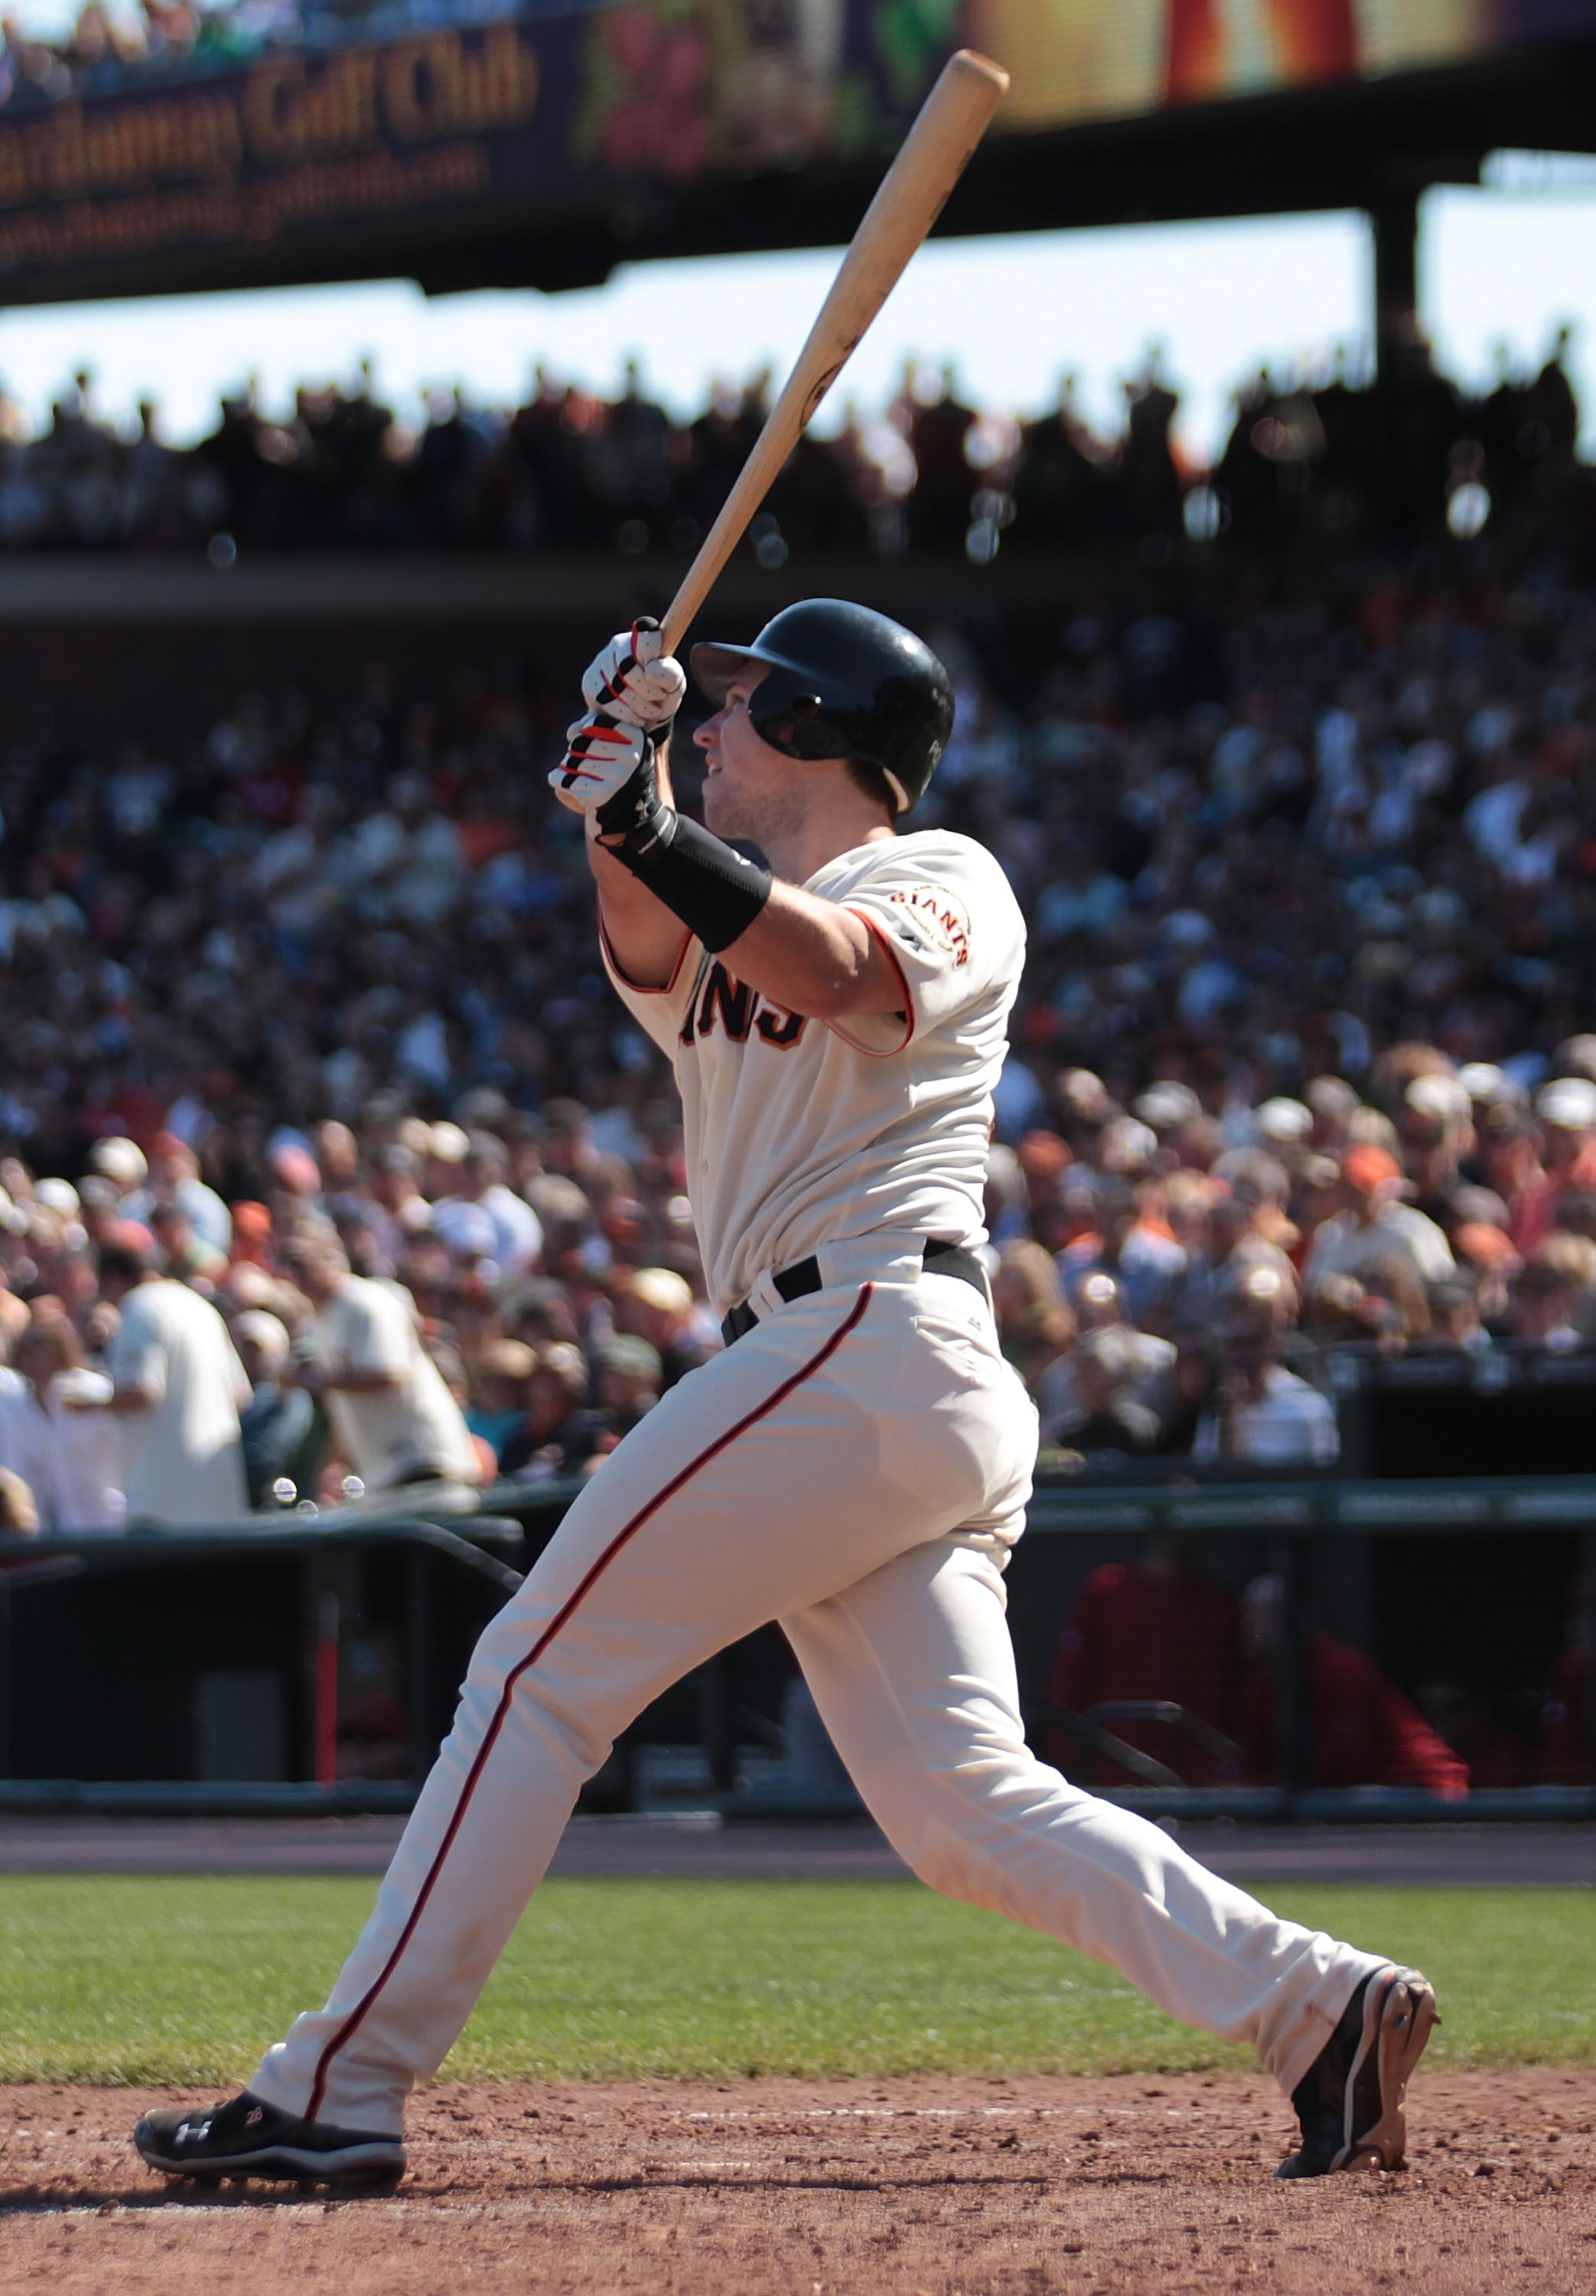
[{"left": 656, "top": 47, "right": 1009, "bottom": 657}]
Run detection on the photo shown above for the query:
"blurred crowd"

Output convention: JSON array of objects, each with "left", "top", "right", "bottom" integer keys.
[
  {"left": 0, "top": 329, "right": 1586, "bottom": 558},
  {"left": 0, "top": 334, "right": 1591, "bottom": 1533},
  {"left": 0, "top": 1109, "right": 721, "bottom": 1534}
]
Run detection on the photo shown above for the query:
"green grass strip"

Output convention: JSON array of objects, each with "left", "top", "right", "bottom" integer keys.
[{"left": 0, "top": 1874, "right": 1589, "bottom": 2087}]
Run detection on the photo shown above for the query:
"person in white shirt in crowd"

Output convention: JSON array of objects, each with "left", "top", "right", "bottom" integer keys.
[
  {"left": 1304, "top": 1143, "right": 1455, "bottom": 1293},
  {"left": 342, "top": 769, "right": 466, "bottom": 929},
  {"left": 99, "top": 1237, "right": 252, "bottom": 1523},
  {"left": 0, "top": 1322, "right": 31, "bottom": 1481},
  {"left": 86, "top": 1134, "right": 149, "bottom": 1211},
  {"left": 1195, "top": 1265, "right": 1339, "bottom": 1466},
  {"left": 1038, "top": 1269, "right": 1171, "bottom": 1443},
  {"left": 428, "top": 1130, "right": 542, "bottom": 1275},
  {"left": 8, "top": 1315, "right": 123, "bottom": 1531},
  {"left": 279, "top": 1232, "right": 481, "bottom": 1492}
]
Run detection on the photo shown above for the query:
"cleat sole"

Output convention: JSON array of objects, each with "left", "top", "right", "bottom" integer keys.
[{"left": 1350, "top": 1971, "right": 1438, "bottom": 2173}]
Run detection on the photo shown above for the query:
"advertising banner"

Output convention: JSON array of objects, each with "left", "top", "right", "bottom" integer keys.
[
  {"left": 0, "top": 0, "right": 957, "bottom": 295},
  {"left": 0, "top": 0, "right": 1589, "bottom": 301}
]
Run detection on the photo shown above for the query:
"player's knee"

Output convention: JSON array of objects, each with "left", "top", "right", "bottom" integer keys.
[
  {"left": 512, "top": 1668, "right": 620, "bottom": 1776},
  {"left": 451, "top": 1613, "right": 623, "bottom": 1776}
]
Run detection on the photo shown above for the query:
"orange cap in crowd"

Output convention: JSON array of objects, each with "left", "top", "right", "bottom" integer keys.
[
  {"left": 1340, "top": 1144, "right": 1401, "bottom": 1194},
  {"left": 1454, "top": 1222, "right": 1521, "bottom": 1271}
]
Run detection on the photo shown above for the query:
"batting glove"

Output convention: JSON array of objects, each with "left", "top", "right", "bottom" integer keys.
[
  {"left": 551, "top": 712, "right": 652, "bottom": 817},
  {"left": 580, "top": 618, "right": 686, "bottom": 730}
]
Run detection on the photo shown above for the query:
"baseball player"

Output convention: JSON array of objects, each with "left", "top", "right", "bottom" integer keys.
[{"left": 134, "top": 602, "right": 1435, "bottom": 2190}]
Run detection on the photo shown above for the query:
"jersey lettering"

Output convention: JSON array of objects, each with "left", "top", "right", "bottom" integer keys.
[
  {"left": 679, "top": 963, "right": 809, "bottom": 1052},
  {"left": 754, "top": 1002, "right": 806, "bottom": 1050},
  {"left": 698, "top": 964, "right": 755, "bottom": 1044}
]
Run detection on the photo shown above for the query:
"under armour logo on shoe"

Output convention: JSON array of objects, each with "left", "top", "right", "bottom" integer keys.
[{"left": 246, "top": 2106, "right": 263, "bottom": 2126}]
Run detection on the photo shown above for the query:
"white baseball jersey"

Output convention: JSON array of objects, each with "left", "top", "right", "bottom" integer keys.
[{"left": 602, "top": 829, "right": 1026, "bottom": 1314}]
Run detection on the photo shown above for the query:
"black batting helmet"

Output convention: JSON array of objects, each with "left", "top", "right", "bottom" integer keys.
[{"left": 689, "top": 599, "right": 953, "bottom": 815}]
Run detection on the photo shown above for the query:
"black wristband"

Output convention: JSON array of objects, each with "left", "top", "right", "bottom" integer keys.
[{"left": 607, "top": 799, "right": 773, "bottom": 953}]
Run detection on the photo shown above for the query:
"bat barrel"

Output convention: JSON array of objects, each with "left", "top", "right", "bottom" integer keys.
[{"left": 657, "top": 47, "right": 1008, "bottom": 658}]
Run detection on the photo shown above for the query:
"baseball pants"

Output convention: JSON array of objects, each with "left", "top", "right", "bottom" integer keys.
[{"left": 251, "top": 1241, "right": 1384, "bottom": 2133}]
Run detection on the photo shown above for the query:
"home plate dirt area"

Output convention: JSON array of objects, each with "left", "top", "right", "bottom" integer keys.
[{"left": 1, "top": 2070, "right": 1592, "bottom": 2294}]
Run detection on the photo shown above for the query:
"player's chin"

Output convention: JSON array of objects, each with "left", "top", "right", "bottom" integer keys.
[{"left": 700, "top": 778, "right": 737, "bottom": 840}]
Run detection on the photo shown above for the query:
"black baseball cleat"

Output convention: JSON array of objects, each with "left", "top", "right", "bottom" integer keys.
[
  {"left": 134, "top": 2090, "right": 406, "bottom": 2190},
  {"left": 1277, "top": 1964, "right": 1439, "bottom": 2179}
]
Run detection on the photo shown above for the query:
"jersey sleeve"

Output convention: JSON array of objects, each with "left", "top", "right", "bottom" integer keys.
[
  {"left": 829, "top": 837, "right": 1026, "bottom": 1056},
  {"left": 598, "top": 914, "right": 703, "bottom": 1060}
]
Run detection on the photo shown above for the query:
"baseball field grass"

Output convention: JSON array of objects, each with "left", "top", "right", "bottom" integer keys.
[{"left": 0, "top": 1874, "right": 1588, "bottom": 2087}]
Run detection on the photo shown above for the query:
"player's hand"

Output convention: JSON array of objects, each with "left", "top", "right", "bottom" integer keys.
[
  {"left": 551, "top": 712, "right": 651, "bottom": 816},
  {"left": 580, "top": 619, "right": 686, "bottom": 730}
]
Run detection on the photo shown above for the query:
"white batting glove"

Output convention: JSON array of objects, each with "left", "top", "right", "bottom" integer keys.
[
  {"left": 580, "top": 620, "right": 686, "bottom": 730},
  {"left": 551, "top": 713, "right": 650, "bottom": 816}
]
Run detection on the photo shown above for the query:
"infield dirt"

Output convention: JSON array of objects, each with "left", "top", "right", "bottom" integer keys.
[{"left": 1, "top": 2069, "right": 1591, "bottom": 2293}]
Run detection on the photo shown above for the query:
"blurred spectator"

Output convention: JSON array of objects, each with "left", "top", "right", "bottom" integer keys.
[
  {"left": 1239, "top": 1576, "right": 1469, "bottom": 1797},
  {"left": 1052, "top": 1325, "right": 1161, "bottom": 1458},
  {"left": 8, "top": 1313, "right": 121, "bottom": 1530},
  {"left": 992, "top": 1239, "right": 1076, "bottom": 1393},
  {"left": 497, "top": 1342, "right": 599, "bottom": 1481},
  {"left": 1194, "top": 1265, "right": 1338, "bottom": 1464},
  {"left": 1050, "top": 1538, "right": 1240, "bottom": 1786},
  {"left": 1513, "top": 1079, "right": 1596, "bottom": 1256},
  {"left": 1039, "top": 1268, "right": 1172, "bottom": 1440},
  {"left": 430, "top": 1132, "right": 542, "bottom": 1275},
  {"left": 467, "top": 1336, "right": 536, "bottom": 1465},
  {"left": 86, "top": 1137, "right": 148, "bottom": 1206},
  {"left": 611, "top": 1265, "right": 712, "bottom": 1388},
  {"left": 136, "top": 1131, "right": 233, "bottom": 1257},
  {"left": 591, "top": 1333, "right": 662, "bottom": 1450},
  {"left": 1148, "top": 1322, "right": 1223, "bottom": 1454},
  {"left": 99, "top": 1236, "right": 249, "bottom": 1522},
  {"left": 1510, "top": 1234, "right": 1596, "bottom": 1351},
  {"left": 234, "top": 1307, "right": 317, "bottom": 1506},
  {"left": 1303, "top": 1145, "right": 1454, "bottom": 1292},
  {"left": 279, "top": 1232, "right": 480, "bottom": 1492}
]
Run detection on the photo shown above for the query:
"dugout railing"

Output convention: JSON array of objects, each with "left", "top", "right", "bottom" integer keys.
[{"left": 0, "top": 1473, "right": 1592, "bottom": 1821}]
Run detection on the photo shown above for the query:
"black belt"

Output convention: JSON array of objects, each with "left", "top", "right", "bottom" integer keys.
[{"left": 720, "top": 1238, "right": 989, "bottom": 1349}]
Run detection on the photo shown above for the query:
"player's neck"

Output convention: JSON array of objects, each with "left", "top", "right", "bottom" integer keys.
[{"left": 764, "top": 800, "right": 895, "bottom": 887}]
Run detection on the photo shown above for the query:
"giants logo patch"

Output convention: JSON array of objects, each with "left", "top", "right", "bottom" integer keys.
[{"left": 888, "top": 885, "right": 972, "bottom": 967}]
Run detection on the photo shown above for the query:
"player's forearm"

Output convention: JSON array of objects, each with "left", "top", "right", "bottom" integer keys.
[{"left": 589, "top": 827, "right": 691, "bottom": 989}]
